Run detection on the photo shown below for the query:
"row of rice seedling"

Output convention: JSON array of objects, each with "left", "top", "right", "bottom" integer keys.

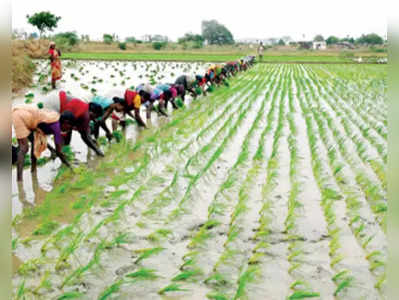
[
  {"left": 295, "top": 67, "right": 356, "bottom": 298},
  {"left": 297, "top": 66, "right": 387, "bottom": 295},
  {"left": 329, "top": 65, "right": 387, "bottom": 123},
  {"left": 296, "top": 65, "right": 382, "bottom": 299},
  {"left": 284, "top": 67, "right": 322, "bottom": 300},
  {"left": 158, "top": 67, "right": 282, "bottom": 299},
  {"left": 139, "top": 73, "right": 263, "bottom": 218},
  {"left": 312, "top": 68, "right": 387, "bottom": 164},
  {"left": 208, "top": 66, "right": 289, "bottom": 300},
  {"left": 302, "top": 66, "right": 387, "bottom": 232},
  {"left": 165, "top": 70, "right": 271, "bottom": 222},
  {"left": 307, "top": 67, "right": 387, "bottom": 177},
  {"left": 311, "top": 65, "right": 387, "bottom": 142}
]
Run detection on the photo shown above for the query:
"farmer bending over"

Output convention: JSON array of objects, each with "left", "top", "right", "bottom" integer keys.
[
  {"left": 60, "top": 99, "right": 104, "bottom": 157},
  {"left": 12, "top": 105, "right": 70, "bottom": 182},
  {"left": 89, "top": 95, "right": 126, "bottom": 140}
]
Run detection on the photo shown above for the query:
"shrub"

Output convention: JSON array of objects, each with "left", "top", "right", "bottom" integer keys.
[
  {"left": 54, "top": 31, "right": 79, "bottom": 46},
  {"left": 118, "top": 42, "right": 127, "bottom": 50},
  {"left": 103, "top": 34, "right": 113, "bottom": 45},
  {"left": 152, "top": 41, "right": 167, "bottom": 50},
  {"left": 54, "top": 37, "right": 73, "bottom": 52}
]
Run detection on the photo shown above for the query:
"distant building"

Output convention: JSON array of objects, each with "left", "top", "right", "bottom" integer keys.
[{"left": 313, "top": 41, "right": 327, "bottom": 50}]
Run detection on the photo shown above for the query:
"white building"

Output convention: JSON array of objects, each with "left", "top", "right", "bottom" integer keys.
[{"left": 312, "top": 41, "right": 327, "bottom": 50}]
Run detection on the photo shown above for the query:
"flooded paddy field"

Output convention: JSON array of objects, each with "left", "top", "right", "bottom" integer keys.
[{"left": 12, "top": 63, "right": 387, "bottom": 300}]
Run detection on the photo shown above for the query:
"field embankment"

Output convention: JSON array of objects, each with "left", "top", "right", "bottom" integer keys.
[{"left": 12, "top": 39, "right": 50, "bottom": 92}]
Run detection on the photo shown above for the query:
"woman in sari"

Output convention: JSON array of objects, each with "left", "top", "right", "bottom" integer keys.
[
  {"left": 12, "top": 105, "right": 70, "bottom": 182},
  {"left": 48, "top": 41, "right": 62, "bottom": 89}
]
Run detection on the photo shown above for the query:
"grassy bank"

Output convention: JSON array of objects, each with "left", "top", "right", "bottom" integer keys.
[
  {"left": 62, "top": 52, "right": 355, "bottom": 63},
  {"left": 62, "top": 52, "right": 244, "bottom": 62},
  {"left": 62, "top": 52, "right": 386, "bottom": 63}
]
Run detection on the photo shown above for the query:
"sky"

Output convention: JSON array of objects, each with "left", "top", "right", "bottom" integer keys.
[{"left": 12, "top": 0, "right": 387, "bottom": 42}]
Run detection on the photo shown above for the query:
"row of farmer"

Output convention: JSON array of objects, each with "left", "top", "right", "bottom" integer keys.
[{"left": 12, "top": 56, "right": 256, "bottom": 182}]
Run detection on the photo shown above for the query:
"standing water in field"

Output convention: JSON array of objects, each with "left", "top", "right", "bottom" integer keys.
[{"left": 12, "top": 64, "right": 387, "bottom": 300}]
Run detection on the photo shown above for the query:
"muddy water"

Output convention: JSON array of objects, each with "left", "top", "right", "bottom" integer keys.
[{"left": 12, "top": 64, "right": 387, "bottom": 300}]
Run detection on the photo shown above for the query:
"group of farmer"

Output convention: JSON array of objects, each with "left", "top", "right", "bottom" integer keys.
[{"left": 12, "top": 41, "right": 256, "bottom": 182}]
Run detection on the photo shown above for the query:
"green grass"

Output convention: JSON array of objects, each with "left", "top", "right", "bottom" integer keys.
[
  {"left": 61, "top": 52, "right": 357, "bottom": 63},
  {"left": 62, "top": 52, "right": 244, "bottom": 62}
]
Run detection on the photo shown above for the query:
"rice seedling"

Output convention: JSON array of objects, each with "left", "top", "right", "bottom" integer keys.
[
  {"left": 98, "top": 279, "right": 124, "bottom": 300},
  {"left": 172, "top": 268, "right": 203, "bottom": 282},
  {"left": 233, "top": 266, "right": 259, "bottom": 300},
  {"left": 33, "top": 220, "right": 60, "bottom": 236},
  {"left": 16, "top": 280, "right": 25, "bottom": 300},
  {"left": 57, "top": 291, "right": 84, "bottom": 300},
  {"left": 125, "top": 268, "right": 159, "bottom": 281},
  {"left": 134, "top": 247, "right": 164, "bottom": 264},
  {"left": 288, "top": 291, "right": 320, "bottom": 299},
  {"left": 158, "top": 283, "right": 188, "bottom": 295},
  {"left": 375, "top": 273, "right": 386, "bottom": 290},
  {"left": 334, "top": 275, "right": 354, "bottom": 296},
  {"left": 207, "top": 292, "right": 230, "bottom": 300}
]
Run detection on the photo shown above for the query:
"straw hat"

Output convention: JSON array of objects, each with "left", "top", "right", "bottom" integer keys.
[{"left": 49, "top": 41, "right": 56, "bottom": 46}]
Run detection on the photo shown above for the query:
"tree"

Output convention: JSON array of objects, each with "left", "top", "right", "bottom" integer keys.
[
  {"left": 103, "top": 34, "right": 113, "bottom": 44},
  {"left": 201, "top": 20, "right": 234, "bottom": 45},
  {"left": 356, "top": 33, "right": 384, "bottom": 45},
  {"left": 178, "top": 32, "right": 204, "bottom": 48},
  {"left": 326, "top": 36, "right": 339, "bottom": 45},
  {"left": 341, "top": 36, "right": 355, "bottom": 44},
  {"left": 314, "top": 34, "right": 324, "bottom": 42},
  {"left": 278, "top": 39, "right": 285, "bottom": 46},
  {"left": 178, "top": 33, "right": 204, "bottom": 44},
  {"left": 26, "top": 11, "right": 61, "bottom": 37}
]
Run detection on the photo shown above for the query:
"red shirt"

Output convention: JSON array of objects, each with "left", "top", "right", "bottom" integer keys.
[
  {"left": 59, "top": 90, "right": 68, "bottom": 112},
  {"left": 62, "top": 99, "right": 88, "bottom": 118},
  {"left": 124, "top": 89, "right": 140, "bottom": 109},
  {"left": 61, "top": 99, "right": 90, "bottom": 133}
]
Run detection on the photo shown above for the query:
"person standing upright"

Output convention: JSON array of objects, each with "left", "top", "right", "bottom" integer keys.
[
  {"left": 48, "top": 41, "right": 62, "bottom": 89},
  {"left": 257, "top": 41, "right": 264, "bottom": 62}
]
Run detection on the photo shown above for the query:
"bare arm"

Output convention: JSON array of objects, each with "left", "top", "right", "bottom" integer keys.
[
  {"left": 48, "top": 143, "right": 72, "bottom": 168},
  {"left": 79, "top": 130, "right": 104, "bottom": 156},
  {"left": 101, "top": 106, "right": 115, "bottom": 123},
  {"left": 127, "top": 109, "right": 146, "bottom": 127},
  {"left": 99, "top": 120, "right": 113, "bottom": 140}
]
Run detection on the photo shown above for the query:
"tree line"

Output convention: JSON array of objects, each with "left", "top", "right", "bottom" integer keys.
[{"left": 22, "top": 11, "right": 386, "bottom": 50}]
